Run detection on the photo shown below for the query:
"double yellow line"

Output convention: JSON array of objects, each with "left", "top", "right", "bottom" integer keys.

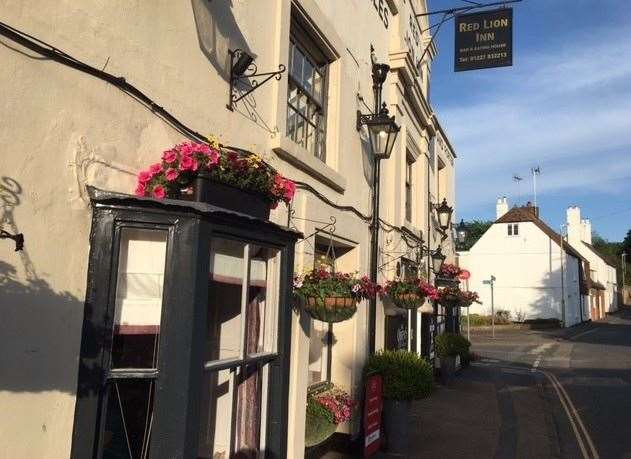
[{"left": 540, "top": 369, "right": 599, "bottom": 459}]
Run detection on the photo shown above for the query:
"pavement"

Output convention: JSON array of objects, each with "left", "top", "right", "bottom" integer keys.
[{"left": 317, "top": 308, "right": 631, "bottom": 458}]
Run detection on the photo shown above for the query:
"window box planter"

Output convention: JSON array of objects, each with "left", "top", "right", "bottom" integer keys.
[
  {"left": 134, "top": 140, "right": 295, "bottom": 221},
  {"left": 189, "top": 172, "right": 272, "bottom": 220}
]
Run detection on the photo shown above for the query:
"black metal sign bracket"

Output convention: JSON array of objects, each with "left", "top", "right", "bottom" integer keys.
[{"left": 227, "top": 48, "right": 286, "bottom": 111}]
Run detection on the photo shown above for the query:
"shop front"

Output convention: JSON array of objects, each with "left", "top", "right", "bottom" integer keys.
[{"left": 71, "top": 188, "right": 298, "bottom": 458}]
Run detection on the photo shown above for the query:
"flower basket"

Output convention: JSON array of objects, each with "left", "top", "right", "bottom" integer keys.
[
  {"left": 391, "top": 292, "right": 425, "bottom": 310},
  {"left": 188, "top": 172, "right": 272, "bottom": 219},
  {"left": 437, "top": 287, "right": 462, "bottom": 308},
  {"left": 305, "top": 410, "right": 337, "bottom": 447},
  {"left": 304, "top": 296, "right": 357, "bottom": 323},
  {"left": 134, "top": 140, "right": 295, "bottom": 220},
  {"left": 305, "top": 383, "right": 354, "bottom": 447},
  {"left": 294, "top": 267, "right": 379, "bottom": 324},
  {"left": 383, "top": 279, "right": 437, "bottom": 311}
]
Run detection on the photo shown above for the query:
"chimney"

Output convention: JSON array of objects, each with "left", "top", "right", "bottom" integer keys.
[
  {"left": 566, "top": 206, "right": 581, "bottom": 244},
  {"left": 582, "top": 218, "right": 592, "bottom": 244},
  {"left": 524, "top": 201, "right": 540, "bottom": 218},
  {"left": 496, "top": 196, "right": 509, "bottom": 219}
]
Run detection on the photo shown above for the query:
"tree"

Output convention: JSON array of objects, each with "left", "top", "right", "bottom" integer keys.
[
  {"left": 623, "top": 229, "right": 631, "bottom": 258},
  {"left": 459, "top": 220, "right": 493, "bottom": 251}
]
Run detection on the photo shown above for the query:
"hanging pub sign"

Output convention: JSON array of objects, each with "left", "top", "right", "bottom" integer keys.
[{"left": 454, "top": 8, "right": 513, "bottom": 72}]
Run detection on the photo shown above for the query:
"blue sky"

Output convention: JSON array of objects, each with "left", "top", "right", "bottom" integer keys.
[{"left": 429, "top": 0, "right": 631, "bottom": 241}]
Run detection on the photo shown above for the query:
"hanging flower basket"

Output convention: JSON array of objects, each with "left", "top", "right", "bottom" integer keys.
[
  {"left": 134, "top": 140, "right": 295, "bottom": 219},
  {"left": 305, "top": 383, "right": 355, "bottom": 447},
  {"left": 304, "top": 296, "right": 357, "bottom": 323},
  {"left": 383, "top": 279, "right": 438, "bottom": 310},
  {"left": 458, "top": 290, "right": 480, "bottom": 308},
  {"left": 437, "top": 287, "right": 462, "bottom": 308},
  {"left": 294, "top": 267, "right": 380, "bottom": 324}
]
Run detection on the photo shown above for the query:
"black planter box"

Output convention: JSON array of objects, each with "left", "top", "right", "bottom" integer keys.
[{"left": 192, "top": 172, "right": 272, "bottom": 220}]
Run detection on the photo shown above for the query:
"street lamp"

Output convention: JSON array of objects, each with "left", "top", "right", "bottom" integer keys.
[
  {"left": 434, "top": 198, "right": 453, "bottom": 232},
  {"left": 358, "top": 103, "right": 400, "bottom": 160},
  {"left": 358, "top": 59, "right": 400, "bottom": 355},
  {"left": 456, "top": 219, "right": 468, "bottom": 247},
  {"left": 431, "top": 246, "right": 446, "bottom": 275}
]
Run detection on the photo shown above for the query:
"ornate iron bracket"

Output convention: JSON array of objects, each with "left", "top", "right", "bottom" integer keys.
[
  {"left": 227, "top": 49, "right": 286, "bottom": 111},
  {"left": 0, "top": 229, "right": 24, "bottom": 251}
]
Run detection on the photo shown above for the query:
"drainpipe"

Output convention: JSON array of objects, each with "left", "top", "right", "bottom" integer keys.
[{"left": 559, "top": 226, "right": 566, "bottom": 327}]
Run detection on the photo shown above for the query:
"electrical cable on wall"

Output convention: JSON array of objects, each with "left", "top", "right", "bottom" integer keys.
[{"left": 0, "top": 20, "right": 436, "bottom": 245}]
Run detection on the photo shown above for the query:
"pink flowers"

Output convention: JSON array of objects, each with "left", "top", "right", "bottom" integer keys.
[
  {"left": 152, "top": 185, "right": 166, "bottom": 199},
  {"left": 439, "top": 263, "right": 463, "bottom": 279},
  {"left": 165, "top": 168, "right": 179, "bottom": 182},
  {"left": 134, "top": 140, "right": 296, "bottom": 209},
  {"left": 308, "top": 385, "right": 355, "bottom": 425}
]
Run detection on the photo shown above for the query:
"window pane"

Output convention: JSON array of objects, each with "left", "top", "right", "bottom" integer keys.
[
  {"left": 291, "top": 44, "right": 304, "bottom": 81},
  {"left": 247, "top": 246, "right": 280, "bottom": 355},
  {"left": 102, "top": 379, "right": 155, "bottom": 459},
  {"left": 302, "top": 57, "right": 314, "bottom": 94},
  {"left": 112, "top": 228, "right": 167, "bottom": 369},
  {"left": 206, "top": 238, "right": 246, "bottom": 362},
  {"left": 316, "top": 127, "right": 326, "bottom": 162},
  {"left": 286, "top": 105, "right": 297, "bottom": 140},
  {"left": 234, "top": 364, "right": 263, "bottom": 457},
  {"left": 295, "top": 115, "right": 306, "bottom": 148},
  {"left": 197, "top": 368, "right": 234, "bottom": 458},
  {"left": 313, "top": 70, "right": 324, "bottom": 104}
]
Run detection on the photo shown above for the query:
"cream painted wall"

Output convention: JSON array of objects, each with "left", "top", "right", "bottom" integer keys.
[
  {"left": 566, "top": 207, "right": 618, "bottom": 313},
  {"left": 0, "top": 0, "right": 455, "bottom": 456},
  {"left": 459, "top": 221, "right": 583, "bottom": 327}
]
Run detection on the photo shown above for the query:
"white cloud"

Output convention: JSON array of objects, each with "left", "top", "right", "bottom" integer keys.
[{"left": 439, "top": 25, "right": 631, "bottom": 211}]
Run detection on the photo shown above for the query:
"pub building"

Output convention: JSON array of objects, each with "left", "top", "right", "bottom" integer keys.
[{"left": 0, "top": 1, "right": 458, "bottom": 457}]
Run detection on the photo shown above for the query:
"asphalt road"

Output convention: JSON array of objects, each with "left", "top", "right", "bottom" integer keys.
[{"left": 470, "top": 308, "right": 631, "bottom": 459}]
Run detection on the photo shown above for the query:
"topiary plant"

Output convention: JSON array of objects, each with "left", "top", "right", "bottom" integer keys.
[
  {"left": 435, "top": 333, "right": 471, "bottom": 359},
  {"left": 365, "top": 350, "right": 433, "bottom": 400}
]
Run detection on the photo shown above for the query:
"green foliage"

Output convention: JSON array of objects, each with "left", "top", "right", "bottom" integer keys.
[
  {"left": 435, "top": 333, "right": 471, "bottom": 358},
  {"left": 460, "top": 220, "right": 494, "bottom": 250},
  {"left": 467, "top": 312, "right": 512, "bottom": 326},
  {"left": 365, "top": 350, "right": 433, "bottom": 400}
]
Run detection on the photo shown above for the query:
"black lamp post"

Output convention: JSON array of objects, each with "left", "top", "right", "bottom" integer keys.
[
  {"left": 434, "top": 198, "right": 453, "bottom": 232},
  {"left": 358, "top": 61, "right": 400, "bottom": 355},
  {"left": 431, "top": 245, "right": 446, "bottom": 275},
  {"left": 456, "top": 219, "right": 468, "bottom": 249}
]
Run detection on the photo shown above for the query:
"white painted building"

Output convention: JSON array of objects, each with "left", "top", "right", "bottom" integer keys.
[
  {"left": 458, "top": 199, "right": 588, "bottom": 327},
  {"left": 566, "top": 206, "right": 618, "bottom": 318}
]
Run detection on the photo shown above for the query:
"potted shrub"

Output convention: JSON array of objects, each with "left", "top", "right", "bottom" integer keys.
[
  {"left": 435, "top": 333, "right": 470, "bottom": 383},
  {"left": 134, "top": 140, "right": 295, "bottom": 219},
  {"left": 305, "top": 383, "right": 354, "bottom": 447},
  {"left": 383, "top": 278, "right": 438, "bottom": 310},
  {"left": 365, "top": 350, "right": 433, "bottom": 455},
  {"left": 293, "top": 267, "right": 379, "bottom": 323}
]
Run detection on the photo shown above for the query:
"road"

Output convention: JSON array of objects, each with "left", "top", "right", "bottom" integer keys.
[{"left": 470, "top": 308, "right": 631, "bottom": 459}]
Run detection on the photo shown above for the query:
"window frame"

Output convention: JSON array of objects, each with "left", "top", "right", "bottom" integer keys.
[
  {"left": 286, "top": 15, "right": 330, "bottom": 162},
  {"left": 71, "top": 200, "right": 297, "bottom": 459}
]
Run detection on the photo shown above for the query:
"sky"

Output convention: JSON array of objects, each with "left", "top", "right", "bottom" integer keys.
[{"left": 429, "top": 0, "right": 631, "bottom": 242}]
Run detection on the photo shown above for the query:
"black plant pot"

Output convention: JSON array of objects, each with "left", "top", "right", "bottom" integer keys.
[
  {"left": 383, "top": 399, "right": 411, "bottom": 456},
  {"left": 192, "top": 172, "right": 272, "bottom": 220},
  {"left": 440, "top": 355, "right": 458, "bottom": 385}
]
